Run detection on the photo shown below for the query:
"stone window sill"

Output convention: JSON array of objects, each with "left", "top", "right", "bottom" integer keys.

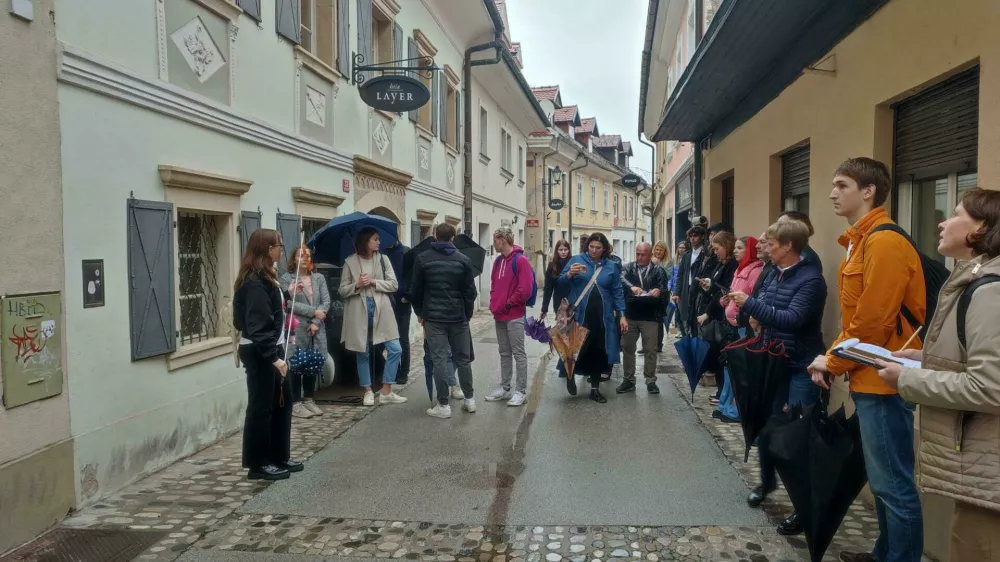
[
  {"left": 478, "top": 153, "right": 491, "bottom": 166},
  {"left": 295, "top": 46, "right": 343, "bottom": 85},
  {"left": 167, "top": 337, "right": 232, "bottom": 371},
  {"left": 500, "top": 169, "right": 514, "bottom": 181},
  {"left": 416, "top": 124, "right": 435, "bottom": 142}
]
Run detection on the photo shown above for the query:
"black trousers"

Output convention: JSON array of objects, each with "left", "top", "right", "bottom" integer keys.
[
  {"left": 290, "top": 369, "right": 317, "bottom": 402},
  {"left": 394, "top": 300, "right": 412, "bottom": 382},
  {"left": 240, "top": 345, "right": 292, "bottom": 469}
]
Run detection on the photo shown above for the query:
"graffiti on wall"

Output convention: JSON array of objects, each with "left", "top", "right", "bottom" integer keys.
[{"left": 2, "top": 292, "right": 63, "bottom": 408}]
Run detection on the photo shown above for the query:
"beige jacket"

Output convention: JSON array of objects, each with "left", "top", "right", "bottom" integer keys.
[
  {"left": 898, "top": 254, "right": 1000, "bottom": 512},
  {"left": 338, "top": 252, "right": 399, "bottom": 353}
]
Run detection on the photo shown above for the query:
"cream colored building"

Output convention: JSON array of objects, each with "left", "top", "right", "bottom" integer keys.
[{"left": 640, "top": 0, "right": 1000, "bottom": 557}]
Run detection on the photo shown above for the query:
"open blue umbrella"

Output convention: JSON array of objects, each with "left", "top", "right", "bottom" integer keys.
[
  {"left": 307, "top": 212, "right": 400, "bottom": 266},
  {"left": 674, "top": 335, "right": 711, "bottom": 398}
]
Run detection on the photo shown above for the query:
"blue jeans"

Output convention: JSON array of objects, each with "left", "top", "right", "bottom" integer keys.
[
  {"left": 357, "top": 296, "right": 402, "bottom": 387},
  {"left": 760, "top": 372, "right": 820, "bottom": 491},
  {"left": 852, "top": 392, "right": 923, "bottom": 562}
]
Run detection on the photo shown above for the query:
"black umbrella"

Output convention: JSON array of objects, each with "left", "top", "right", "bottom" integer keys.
[
  {"left": 761, "top": 404, "right": 868, "bottom": 562},
  {"left": 403, "top": 233, "right": 487, "bottom": 279},
  {"left": 723, "top": 336, "right": 788, "bottom": 461}
]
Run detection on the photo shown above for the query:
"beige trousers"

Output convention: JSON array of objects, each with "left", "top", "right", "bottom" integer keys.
[
  {"left": 951, "top": 501, "right": 1000, "bottom": 561},
  {"left": 621, "top": 319, "right": 659, "bottom": 383}
]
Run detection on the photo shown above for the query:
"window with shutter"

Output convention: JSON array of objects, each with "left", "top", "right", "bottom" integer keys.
[
  {"left": 127, "top": 198, "right": 176, "bottom": 360},
  {"left": 356, "top": 0, "right": 373, "bottom": 81},
  {"left": 781, "top": 145, "right": 810, "bottom": 213},
  {"left": 431, "top": 72, "right": 439, "bottom": 136},
  {"left": 407, "top": 38, "right": 419, "bottom": 123},
  {"left": 393, "top": 23, "right": 403, "bottom": 73},
  {"left": 337, "top": 0, "right": 350, "bottom": 75},
  {"left": 455, "top": 90, "right": 462, "bottom": 152},
  {"left": 410, "top": 220, "right": 422, "bottom": 246},
  {"left": 439, "top": 74, "right": 448, "bottom": 142},
  {"left": 276, "top": 213, "right": 302, "bottom": 265},
  {"left": 239, "top": 210, "right": 262, "bottom": 257},
  {"left": 299, "top": 0, "right": 337, "bottom": 67},
  {"left": 276, "top": 0, "right": 301, "bottom": 44},
  {"left": 238, "top": 0, "right": 262, "bottom": 21}
]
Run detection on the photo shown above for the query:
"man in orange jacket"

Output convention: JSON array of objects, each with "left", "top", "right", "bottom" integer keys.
[{"left": 808, "top": 157, "right": 925, "bottom": 562}]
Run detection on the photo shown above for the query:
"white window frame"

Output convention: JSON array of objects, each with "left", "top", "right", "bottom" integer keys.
[
  {"left": 590, "top": 179, "right": 597, "bottom": 212},
  {"left": 896, "top": 170, "right": 978, "bottom": 270},
  {"left": 479, "top": 107, "right": 488, "bottom": 156},
  {"left": 576, "top": 176, "right": 584, "bottom": 209},
  {"left": 603, "top": 183, "right": 610, "bottom": 213}
]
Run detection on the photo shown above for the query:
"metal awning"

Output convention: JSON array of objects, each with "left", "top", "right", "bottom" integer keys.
[{"left": 653, "top": 0, "right": 888, "bottom": 143}]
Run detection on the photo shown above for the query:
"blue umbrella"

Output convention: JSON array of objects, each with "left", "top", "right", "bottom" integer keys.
[
  {"left": 674, "top": 335, "right": 711, "bottom": 398},
  {"left": 307, "top": 212, "right": 400, "bottom": 266}
]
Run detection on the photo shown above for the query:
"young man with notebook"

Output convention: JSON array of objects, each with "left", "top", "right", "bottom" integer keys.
[{"left": 808, "top": 157, "right": 926, "bottom": 562}]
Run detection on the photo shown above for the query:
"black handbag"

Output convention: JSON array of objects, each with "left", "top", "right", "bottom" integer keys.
[{"left": 699, "top": 318, "right": 729, "bottom": 343}]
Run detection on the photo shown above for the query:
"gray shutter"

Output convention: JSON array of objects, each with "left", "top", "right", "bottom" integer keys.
[
  {"left": 337, "top": 0, "right": 350, "bottom": 76},
  {"left": 781, "top": 145, "right": 810, "bottom": 200},
  {"left": 431, "top": 72, "right": 439, "bottom": 136},
  {"left": 275, "top": 0, "right": 300, "bottom": 44},
  {"left": 440, "top": 76, "right": 448, "bottom": 141},
  {"left": 456, "top": 89, "right": 462, "bottom": 153},
  {"left": 276, "top": 213, "right": 302, "bottom": 266},
  {"left": 357, "top": 0, "right": 373, "bottom": 82},
  {"left": 894, "top": 66, "right": 979, "bottom": 180},
  {"left": 127, "top": 198, "right": 176, "bottom": 360},
  {"left": 239, "top": 210, "right": 262, "bottom": 257},
  {"left": 393, "top": 23, "right": 403, "bottom": 75},
  {"left": 237, "top": 0, "right": 261, "bottom": 21},
  {"left": 407, "top": 38, "right": 418, "bottom": 122},
  {"left": 410, "top": 220, "right": 422, "bottom": 246}
]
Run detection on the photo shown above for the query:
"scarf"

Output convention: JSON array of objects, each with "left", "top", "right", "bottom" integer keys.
[{"left": 736, "top": 236, "right": 760, "bottom": 275}]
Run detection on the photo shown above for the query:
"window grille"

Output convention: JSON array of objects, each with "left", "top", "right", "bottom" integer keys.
[{"left": 178, "top": 212, "right": 220, "bottom": 345}]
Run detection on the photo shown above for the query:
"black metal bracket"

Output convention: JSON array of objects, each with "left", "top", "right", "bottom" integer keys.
[{"left": 351, "top": 52, "right": 439, "bottom": 85}]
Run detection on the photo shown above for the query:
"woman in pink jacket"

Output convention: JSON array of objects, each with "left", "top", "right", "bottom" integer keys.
[{"left": 714, "top": 236, "right": 762, "bottom": 422}]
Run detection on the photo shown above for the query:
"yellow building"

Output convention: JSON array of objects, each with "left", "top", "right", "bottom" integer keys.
[{"left": 640, "top": 0, "right": 1000, "bottom": 557}]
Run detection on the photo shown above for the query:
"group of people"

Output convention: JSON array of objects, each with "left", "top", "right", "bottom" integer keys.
[{"left": 228, "top": 155, "right": 1000, "bottom": 561}]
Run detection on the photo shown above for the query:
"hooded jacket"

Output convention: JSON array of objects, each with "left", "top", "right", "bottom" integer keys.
[
  {"left": 489, "top": 245, "right": 534, "bottom": 322},
  {"left": 410, "top": 241, "right": 478, "bottom": 323},
  {"left": 897, "top": 254, "right": 1000, "bottom": 512}
]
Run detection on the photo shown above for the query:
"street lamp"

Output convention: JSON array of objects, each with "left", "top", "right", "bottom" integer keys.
[{"left": 545, "top": 166, "right": 564, "bottom": 210}]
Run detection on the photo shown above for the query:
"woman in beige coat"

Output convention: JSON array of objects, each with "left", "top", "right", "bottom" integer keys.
[
  {"left": 338, "top": 227, "right": 406, "bottom": 407},
  {"left": 877, "top": 188, "right": 1000, "bottom": 561}
]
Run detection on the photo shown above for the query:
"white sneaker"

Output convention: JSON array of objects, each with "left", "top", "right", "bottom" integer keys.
[
  {"left": 379, "top": 392, "right": 408, "bottom": 405},
  {"left": 484, "top": 387, "right": 512, "bottom": 402},
  {"left": 426, "top": 404, "right": 452, "bottom": 418},
  {"left": 362, "top": 391, "right": 375, "bottom": 406},
  {"left": 507, "top": 392, "right": 527, "bottom": 407},
  {"left": 450, "top": 386, "right": 466, "bottom": 400},
  {"left": 303, "top": 401, "right": 324, "bottom": 416},
  {"left": 462, "top": 398, "right": 477, "bottom": 413},
  {"left": 292, "top": 403, "right": 314, "bottom": 418}
]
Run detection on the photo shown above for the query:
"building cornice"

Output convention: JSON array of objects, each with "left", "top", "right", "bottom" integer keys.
[
  {"left": 158, "top": 165, "right": 252, "bottom": 196},
  {"left": 472, "top": 192, "right": 527, "bottom": 216},
  {"left": 413, "top": 29, "right": 438, "bottom": 57},
  {"left": 353, "top": 156, "right": 413, "bottom": 187},
  {"left": 57, "top": 43, "right": 355, "bottom": 175},
  {"left": 291, "top": 187, "right": 345, "bottom": 208}
]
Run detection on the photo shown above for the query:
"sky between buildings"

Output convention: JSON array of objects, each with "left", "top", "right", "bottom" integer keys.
[{"left": 505, "top": 0, "right": 653, "bottom": 180}]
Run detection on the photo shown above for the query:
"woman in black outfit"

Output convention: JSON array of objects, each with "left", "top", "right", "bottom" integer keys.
[
  {"left": 695, "top": 231, "right": 739, "bottom": 402},
  {"left": 233, "top": 228, "right": 301, "bottom": 481},
  {"left": 540, "top": 239, "right": 572, "bottom": 323}
]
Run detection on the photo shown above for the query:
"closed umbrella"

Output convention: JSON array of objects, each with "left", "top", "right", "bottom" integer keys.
[
  {"left": 724, "top": 336, "right": 787, "bottom": 461},
  {"left": 674, "top": 335, "right": 712, "bottom": 398}
]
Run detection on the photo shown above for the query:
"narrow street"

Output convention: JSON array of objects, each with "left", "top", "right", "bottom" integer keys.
[{"left": 45, "top": 309, "right": 881, "bottom": 562}]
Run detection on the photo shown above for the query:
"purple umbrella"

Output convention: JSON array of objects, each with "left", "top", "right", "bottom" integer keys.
[{"left": 525, "top": 317, "right": 551, "bottom": 343}]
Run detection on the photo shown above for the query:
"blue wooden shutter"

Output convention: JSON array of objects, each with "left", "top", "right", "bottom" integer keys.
[
  {"left": 239, "top": 210, "right": 262, "bottom": 257},
  {"left": 410, "top": 221, "right": 422, "bottom": 247},
  {"left": 127, "top": 198, "right": 176, "bottom": 360},
  {"left": 407, "top": 38, "right": 418, "bottom": 122},
  {"left": 276, "top": 213, "right": 302, "bottom": 266},
  {"left": 431, "top": 72, "right": 439, "bottom": 136},
  {"left": 393, "top": 23, "right": 403, "bottom": 75},
  {"left": 440, "top": 76, "right": 448, "bottom": 141},
  {"left": 357, "top": 0, "right": 373, "bottom": 82},
  {"left": 456, "top": 90, "right": 462, "bottom": 153},
  {"left": 275, "top": 0, "right": 300, "bottom": 44},
  {"left": 238, "top": 0, "right": 261, "bottom": 21},
  {"left": 337, "top": 0, "right": 350, "bottom": 75}
]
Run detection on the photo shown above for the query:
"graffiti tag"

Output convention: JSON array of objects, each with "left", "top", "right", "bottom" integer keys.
[{"left": 8, "top": 323, "right": 50, "bottom": 363}]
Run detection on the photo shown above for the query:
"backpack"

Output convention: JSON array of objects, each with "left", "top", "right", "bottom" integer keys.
[
  {"left": 497, "top": 251, "right": 538, "bottom": 308},
  {"left": 957, "top": 274, "right": 1000, "bottom": 349},
  {"left": 868, "top": 224, "right": 950, "bottom": 332}
]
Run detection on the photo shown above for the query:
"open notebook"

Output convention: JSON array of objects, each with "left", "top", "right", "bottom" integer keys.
[{"left": 831, "top": 338, "right": 921, "bottom": 369}]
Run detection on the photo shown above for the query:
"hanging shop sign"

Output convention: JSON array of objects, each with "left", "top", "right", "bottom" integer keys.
[
  {"left": 358, "top": 75, "right": 430, "bottom": 113},
  {"left": 548, "top": 198, "right": 565, "bottom": 211},
  {"left": 621, "top": 173, "right": 642, "bottom": 188}
]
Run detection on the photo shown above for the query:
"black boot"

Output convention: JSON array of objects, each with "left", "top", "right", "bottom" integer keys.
[
  {"left": 281, "top": 460, "right": 304, "bottom": 473},
  {"left": 248, "top": 464, "right": 290, "bottom": 481},
  {"left": 589, "top": 388, "right": 607, "bottom": 403},
  {"left": 746, "top": 484, "right": 774, "bottom": 507},
  {"left": 616, "top": 380, "right": 636, "bottom": 394},
  {"left": 776, "top": 512, "right": 802, "bottom": 536}
]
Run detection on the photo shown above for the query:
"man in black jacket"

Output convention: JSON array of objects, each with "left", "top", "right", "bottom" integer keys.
[
  {"left": 618, "top": 242, "right": 669, "bottom": 394},
  {"left": 672, "top": 225, "right": 709, "bottom": 336},
  {"left": 410, "top": 223, "right": 478, "bottom": 419}
]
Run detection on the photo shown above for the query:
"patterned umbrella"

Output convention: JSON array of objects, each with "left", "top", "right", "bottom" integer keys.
[{"left": 547, "top": 298, "right": 588, "bottom": 378}]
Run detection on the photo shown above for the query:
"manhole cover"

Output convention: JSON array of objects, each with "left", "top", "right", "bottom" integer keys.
[{"left": 0, "top": 528, "right": 168, "bottom": 562}]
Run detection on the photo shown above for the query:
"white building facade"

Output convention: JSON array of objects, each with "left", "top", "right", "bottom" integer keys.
[{"left": 53, "top": 0, "right": 544, "bottom": 509}]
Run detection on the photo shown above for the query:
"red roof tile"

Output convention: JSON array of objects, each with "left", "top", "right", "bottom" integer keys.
[
  {"left": 553, "top": 105, "right": 580, "bottom": 124},
  {"left": 577, "top": 117, "right": 599, "bottom": 135},
  {"left": 531, "top": 86, "right": 560, "bottom": 102}
]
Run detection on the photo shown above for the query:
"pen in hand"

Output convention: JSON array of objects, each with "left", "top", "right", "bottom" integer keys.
[{"left": 896, "top": 325, "right": 923, "bottom": 353}]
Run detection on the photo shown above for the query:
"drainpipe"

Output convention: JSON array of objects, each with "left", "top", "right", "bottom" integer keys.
[
  {"left": 639, "top": 134, "right": 656, "bottom": 242},
  {"left": 566, "top": 154, "right": 588, "bottom": 247},
  {"left": 463, "top": 37, "right": 505, "bottom": 236}
]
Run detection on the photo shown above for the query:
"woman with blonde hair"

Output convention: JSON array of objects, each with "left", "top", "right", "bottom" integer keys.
[
  {"left": 233, "top": 229, "right": 299, "bottom": 481},
  {"left": 280, "top": 246, "right": 331, "bottom": 419},
  {"left": 652, "top": 241, "right": 672, "bottom": 351}
]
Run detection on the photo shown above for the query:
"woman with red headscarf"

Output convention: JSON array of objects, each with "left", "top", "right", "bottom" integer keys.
[{"left": 713, "top": 236, "right": 763, "bottom": 423}]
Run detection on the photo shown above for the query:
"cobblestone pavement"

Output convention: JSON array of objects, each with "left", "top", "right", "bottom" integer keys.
[{"left": 55, "top": 320, "right": 879, "bottom": 562}]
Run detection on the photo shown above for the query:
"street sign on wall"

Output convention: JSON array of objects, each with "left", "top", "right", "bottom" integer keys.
[
  {"left": 526, "top": 219, "right": 539, "bottom": 227},
  {"left": 358, "top": 75, "right": 430, "bottom": 113},
  {"left": 622, "top": 173, "right": 642, "bottom": 188}
]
